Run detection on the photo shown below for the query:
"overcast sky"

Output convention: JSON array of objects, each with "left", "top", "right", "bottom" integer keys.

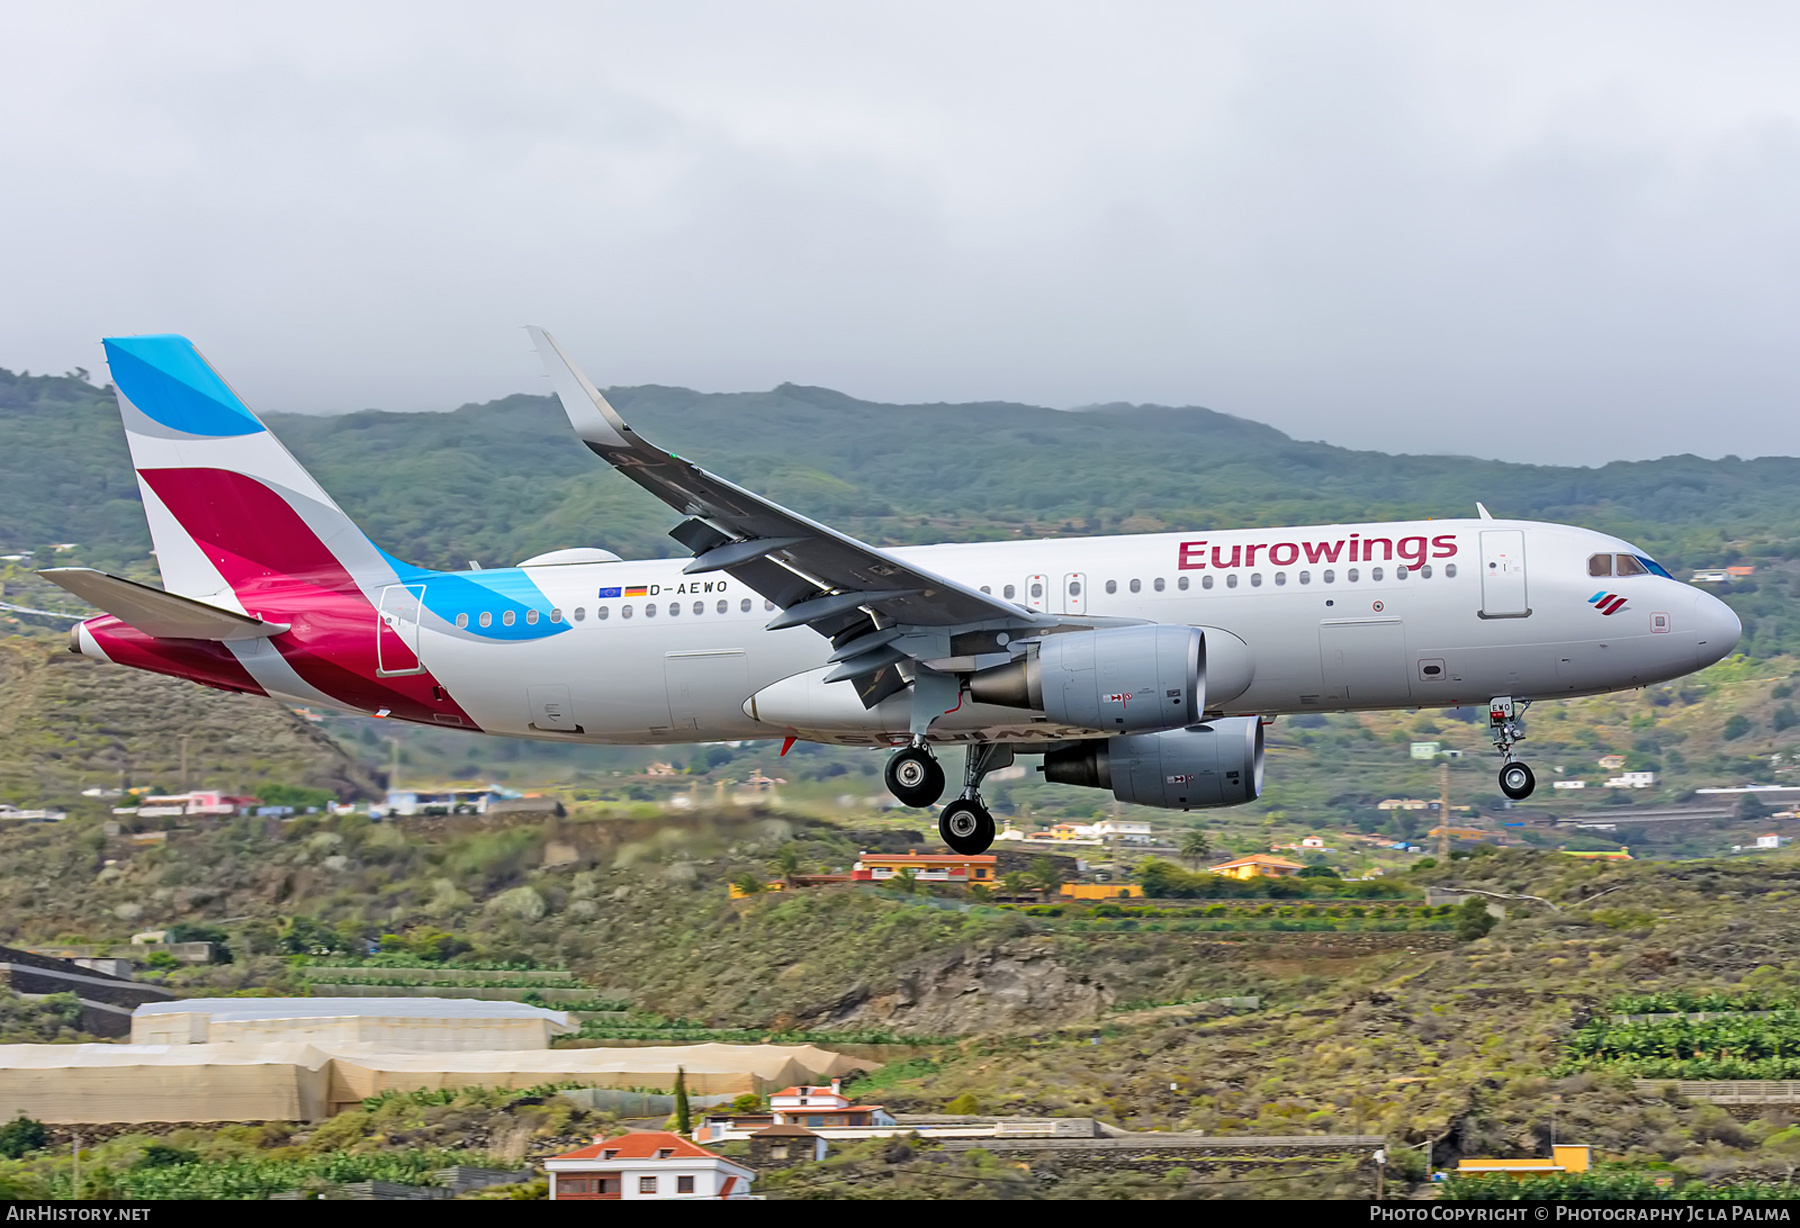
[{"left": 3, "top": 2, "right": 1798, "bottom": 465}]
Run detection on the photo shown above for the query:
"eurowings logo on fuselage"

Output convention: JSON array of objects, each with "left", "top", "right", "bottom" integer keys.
[{"left": 1589, "top": 591, "right": 1629, "bottom": 615}]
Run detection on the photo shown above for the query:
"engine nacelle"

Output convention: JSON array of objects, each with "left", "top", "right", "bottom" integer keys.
[
  {"left": 1042, "top": 717, "right": 1265, "bottom": 810},
  {"left": 968, "top": 625, "right": 1202, "bottom": 733}
]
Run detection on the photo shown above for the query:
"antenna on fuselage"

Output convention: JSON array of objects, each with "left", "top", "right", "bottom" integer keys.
[{"left": 1475, "top": 503, "right": 1494, "bottom": 520}]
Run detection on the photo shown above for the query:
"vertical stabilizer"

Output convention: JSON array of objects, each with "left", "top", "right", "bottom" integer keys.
[{"left": 102, "top": 335, "right": 394, "bottom": 605}]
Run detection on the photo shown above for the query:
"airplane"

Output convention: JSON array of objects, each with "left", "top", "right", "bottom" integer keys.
[{"left": 46, "top": 331, "right": 1742, "bottom": 855}]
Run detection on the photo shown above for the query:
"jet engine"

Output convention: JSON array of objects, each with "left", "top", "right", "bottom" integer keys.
[
  {"left": 1041, "top": 717, "right": 1264, "bottom": 810},
  {"left": 968, "top": 625, "right": 1202, "bottom": 733}
]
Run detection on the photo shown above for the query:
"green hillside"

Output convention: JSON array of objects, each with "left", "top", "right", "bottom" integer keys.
[{"left": 3, "top": 366, "right": 1798, "bottom": 654}]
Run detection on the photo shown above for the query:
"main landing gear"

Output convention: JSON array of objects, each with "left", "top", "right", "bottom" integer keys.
[
  {"left": 939, "top": 743, "right": 1012, "bottom": 856},
  {"left": 884, "top": 745, "right": 945, "bottom": 808},
  {"left": 883, "top": 742, "right": 1010, "bottom": 855},
  {"left": 1489, "top": 696, "right": 1537, "bottom": 801}
]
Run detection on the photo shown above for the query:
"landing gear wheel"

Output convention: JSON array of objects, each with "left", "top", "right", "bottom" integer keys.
[
  {"left": 1499, "top": 762, "right": 1536, "bottom": 801},
  {"left": 885, "top": 747, "right": 945, "bottom": 808},
  {"left": 939, "top": 797, "right": 996, "bottom": 855}
]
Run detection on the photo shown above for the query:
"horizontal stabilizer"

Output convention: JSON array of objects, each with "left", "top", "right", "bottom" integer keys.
[{"left": 40, "top": 569, "right": 289, "bottom": 641}]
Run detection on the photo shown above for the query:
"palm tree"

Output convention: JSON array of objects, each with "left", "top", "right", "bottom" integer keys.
[
  {"left": 1180, "top": 828, "right": 1213, "bottom": 870},
  {"left": 1000, "top": 871, "right": 1031, "bottom": 899},
  {"left": 770, "top": 843, "right": 803, "bottom": 884},
  {"left": 1028, "top": 856, "right": 1064, "bottom": 897}
]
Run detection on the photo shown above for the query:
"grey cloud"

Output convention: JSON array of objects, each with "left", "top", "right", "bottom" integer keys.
[{"left": 1, "top": 2, "right": 1798, "bottom": 465}]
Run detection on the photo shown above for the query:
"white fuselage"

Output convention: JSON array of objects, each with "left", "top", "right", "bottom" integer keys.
[{"left": 346, "top": 517, "right": 1738, "bottom": 746}]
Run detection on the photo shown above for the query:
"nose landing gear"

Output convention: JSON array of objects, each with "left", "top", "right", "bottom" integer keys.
[{"left": 1489, "top": 696, "right": 1537, "bottom": 800}]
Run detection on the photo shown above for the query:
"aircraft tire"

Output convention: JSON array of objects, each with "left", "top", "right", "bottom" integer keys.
[
  {"left": 939, "top": 798, "right": 996, "bottom": 855},
  {"left": 1498, "top": 762, "right": 1536, "bottom": 801},
  {"left": 886, "top": 747, "right": 945, "bottom": 808}
]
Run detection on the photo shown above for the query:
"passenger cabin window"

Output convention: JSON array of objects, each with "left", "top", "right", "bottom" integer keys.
[
  {"left": 980, "top": 586, "right": 991, "bottom": 594},
  {"left": 1105, "top": 580, "right": 1117, "bottom": 594},
  {"left": 1614, "top": 554, "right": 1649, "bottom": 577},
  {"left": 1202, "top": 575, "right": 1213, "bottom": 589},
  {"left": 1226, "top": 574, "right": 1238, "bottom": 589},
  {"left": 1445, "top": 563, "right": 1458, "bottom": 578},
  {"left": 1370, "top": 567, "right": 1383, "bottom": 582},
  {"left": 550, "top": 608, "right": 563, "bottom": 622},
  {"left": 1129, "top": 579, "right": 1141, "bottom": 593},
  {"left": 693, "top": 601, "right": 704, "bottom": 615},
  {"left": 502, "top": 610, "right": 516, "bottom": 626},
  {"left": 1274, "top": 572, "right": 1286, "bottom": 586},
  {"left": 455, "top": 613, "right": 468, "bottom": 629},
  {"left": 717, "top": 600, "right": 728, "bottom": 614},
  {"left": 596, "top": 606, "right": 608, "bottom": 620},
  {"left": 478, "top": 612, "right": 492, "bottom": 628},
  {"left": 1347, "top": 568, "right": 1360, "bottom": 582},
  {"left": 1153, "top": 577, "right": 1165, "bottom": 592},
  {"left": 575, "top": 607, "right": 588, "bottom": 621},
  {"left": 741, "top": 598, "right": 753, "bottom": 612},
  {"left": 645, "top": 602, "right": 657, "bottom": 617},
  {"left": 1298, "top": 571, "right": 1310, "bottom": 585},
  {"left": 1003, "top": 584, "right": 1016, "bottom": 599},
  {"left": 1250, "top": 573, "right": 1262, "bottom": 587},
  {"left": 526, "top": 608, "right": 540, "bottom": 624},
  {"left": 1178, "top": 576, "right": 1189, "bottom": 590},
  {"left": 1588, "top": 553, "right": 1613, "bottom": 577}
]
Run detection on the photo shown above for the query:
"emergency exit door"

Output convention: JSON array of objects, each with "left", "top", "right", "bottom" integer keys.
[
  {"left": 1479, "top": 530, "right": 1530, "bottom": 618},
  {"left": 1061, "top": 573, "right": 1087, "bottom": 615}
]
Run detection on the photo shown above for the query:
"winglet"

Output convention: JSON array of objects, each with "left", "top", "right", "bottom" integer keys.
[
  {"left": 525, "top": 326, "right": 642, "bottom": 455},
  {"left": 1476, "top": 502, "right": 1494, "bottom": 520}
]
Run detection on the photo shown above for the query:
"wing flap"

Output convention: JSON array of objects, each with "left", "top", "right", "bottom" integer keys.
[{"left": 41, "top": 568, "right": 289, "bottom": 641}]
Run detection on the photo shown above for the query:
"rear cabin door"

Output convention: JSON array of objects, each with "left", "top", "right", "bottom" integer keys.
[
  {"left": 375, "top": 585, "right": 426, "bottom": 676},
  {"left": 1479, "top": 530, "right": 1530, "bottom": 618}
]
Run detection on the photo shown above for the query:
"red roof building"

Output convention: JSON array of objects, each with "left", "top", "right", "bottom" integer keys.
[
  {"left": 544, "top": 1131, "right": 755, "bottom": 1200},
  {"left": 695, "top": 1080, "right": 897, "bottom": 1144},
  {"left": 852, "top": 851, "right": 998, "bottom": 883}
]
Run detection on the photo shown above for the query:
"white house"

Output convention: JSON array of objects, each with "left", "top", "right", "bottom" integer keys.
[
  {"left": 1093, "top": 819, "right": 1154, "bottom": 842},
  {"left": 695, "top": 1082, "right": 899, "bottom": 1144},
  {"left": 545, "top": 1131, "right": 754, "bottom": 1200},
  {"left": 1604, "top": 772, "right": 1657, "bottom": 789},
  {"left": 1552, "top": 780, "right": 1588, "bottom": 790}
]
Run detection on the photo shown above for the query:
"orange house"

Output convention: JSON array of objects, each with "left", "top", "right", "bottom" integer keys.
[
  {"left": 852, "top": 851, "right": 997, "bottom": 884},
  {"left": 1208, "top": 855, "right": 1304, "bottom": 880}
]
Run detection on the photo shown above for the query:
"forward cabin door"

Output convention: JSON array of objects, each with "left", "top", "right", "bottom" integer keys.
[
  {"left": 375, "top": 584, "right": 426, "bottom": 676},
  {"left": 1479, "top": 530, "right": 1530, "bottom": 618},
  {"left": 1061, "top": 572, "right": 1087, "bottom": 615}
]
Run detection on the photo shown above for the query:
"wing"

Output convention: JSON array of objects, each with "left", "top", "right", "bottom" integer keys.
[{"left": 528, "top": 327, "right": 1100, "bottom": 709}]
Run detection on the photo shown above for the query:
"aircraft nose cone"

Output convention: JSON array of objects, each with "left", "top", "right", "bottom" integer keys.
[{"left": 1693, "top": 590, "right": 1741, "bottom": 669}]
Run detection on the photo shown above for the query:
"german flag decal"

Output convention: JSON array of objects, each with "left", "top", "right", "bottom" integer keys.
[{"left": 624, "top": 586, "right": 649, "bottom": 597}]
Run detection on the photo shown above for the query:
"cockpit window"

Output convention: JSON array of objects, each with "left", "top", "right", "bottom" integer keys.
[{"left": 1591, "top": 552, "right": 1671, "bottom": 579}]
